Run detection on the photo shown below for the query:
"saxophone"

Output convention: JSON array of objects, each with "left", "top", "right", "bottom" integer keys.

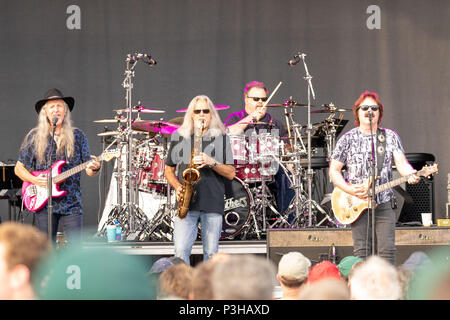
[{"left": 176, "top": 120, "right": 204, "bottom": 218}]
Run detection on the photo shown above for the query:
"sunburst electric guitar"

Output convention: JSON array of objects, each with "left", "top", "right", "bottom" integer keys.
[
  {"left": 22, "top": 149, "right": 120, "bottom": 212},
  {"left": 332, "top": 164, "right": 438, "bottom": 225}
]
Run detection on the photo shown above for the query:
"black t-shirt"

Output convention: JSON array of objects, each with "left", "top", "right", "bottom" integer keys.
[
  {"left": 165, "top": 132, "right": 234, "bottom": 215},
  {"left": 224, "top": 109, "right": 288, "bottom": 137}
]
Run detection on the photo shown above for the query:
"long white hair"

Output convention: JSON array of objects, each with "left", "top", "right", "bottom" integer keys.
[
  {"left": 177, "top": 95, "right": 226, "bottom": 139},
  {"left": 22, "top": 102, "right": 75, "bottom": 165}
]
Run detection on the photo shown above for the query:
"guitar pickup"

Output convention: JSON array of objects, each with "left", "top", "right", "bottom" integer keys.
[{"left": 26, "top": 185, "right": 37, "bottom": 197}]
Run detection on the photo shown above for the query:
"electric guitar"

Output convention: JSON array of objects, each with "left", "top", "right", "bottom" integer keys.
[
  {"left": 332, "top": 164, "right": 438, "bottom": 225},
  {"left": 22, "top": 149, "right": 120, "bottom": 212}
]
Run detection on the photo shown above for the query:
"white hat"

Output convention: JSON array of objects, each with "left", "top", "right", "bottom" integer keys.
[{"left": 278, "top": 251, "right": 311, "bottom": 282}]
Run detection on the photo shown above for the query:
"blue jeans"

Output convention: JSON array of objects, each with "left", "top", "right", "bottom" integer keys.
[
  {"left": 351, "top": 202, "right": 396, "bottom": 265},
  {"left": 34, "top": 210, "right": 83, "bottom": 244},
  {"left": 173, "top": 211, "right": 223, "bottom": 265}
]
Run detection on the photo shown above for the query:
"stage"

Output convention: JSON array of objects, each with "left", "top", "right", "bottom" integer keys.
[{"left": 84, "top": 226, "right": 450, "bottom": 267}]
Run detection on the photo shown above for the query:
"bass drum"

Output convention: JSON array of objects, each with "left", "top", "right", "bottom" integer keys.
[{"left": 221, "top": 177, "right": 253, "bottom": 240}]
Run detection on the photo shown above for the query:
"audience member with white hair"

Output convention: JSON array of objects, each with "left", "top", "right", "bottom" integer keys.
[
  {"left": 212, "top": 254, "right": 277, "bottom": 300},
  {"left": 349, "top": 255, "right": 402, "bottom": 300}
]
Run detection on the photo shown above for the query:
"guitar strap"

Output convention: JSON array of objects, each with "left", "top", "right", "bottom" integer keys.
[{"left": 376, "top": 128, "right": 386, "bottom": 178}]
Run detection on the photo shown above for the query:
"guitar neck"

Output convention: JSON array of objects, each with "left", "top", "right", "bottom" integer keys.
[
  {"left": 375, "top": 172, "right": 420, "bottom": 195},
  {"left": 53, "top": 160, "right": 94, "bottom": 184}
]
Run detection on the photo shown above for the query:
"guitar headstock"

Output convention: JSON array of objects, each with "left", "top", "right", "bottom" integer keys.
[
  {"left": 418, "top": 163, "right": 438, "bottom": 178},
  {"left": 100, "top": 149, "right": 121, "bottom": 162}
]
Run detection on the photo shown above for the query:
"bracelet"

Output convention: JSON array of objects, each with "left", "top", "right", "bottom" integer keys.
[
  {"left": 212, "top": 161, "right": 218, "bottom": 168},
  {"left": 91, "top": 167, "right": 100, "bottom": 172}
]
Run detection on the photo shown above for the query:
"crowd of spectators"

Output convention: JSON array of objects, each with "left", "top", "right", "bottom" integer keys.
[{"left": 0, "top": 222, "right": 448, "bottom": 300}]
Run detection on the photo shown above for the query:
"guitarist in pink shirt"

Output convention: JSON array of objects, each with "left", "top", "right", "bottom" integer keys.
[
  {"left": 14, "top": 88, "right": 100, "bottom": 243},
  {"left": 329, "top": 91, "right": 421, "bottom": 265}
]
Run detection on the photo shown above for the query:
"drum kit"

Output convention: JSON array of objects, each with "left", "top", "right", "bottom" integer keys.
[{"left": 96, "top": 52, "right": 352, "bottom": 241}]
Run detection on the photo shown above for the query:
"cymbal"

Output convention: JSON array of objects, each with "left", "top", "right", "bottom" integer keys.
[
  {"left": 168, "top": 117, "right": 185, "bottom": 126},
  {"left": 176, "top": 105, "right": 230, "bottom": 112},
  {"left": 311, "top": 108, "right": 352, "bottom": 114},
  {"left": 131, "top": 120, "right": 179, "bottom": 135},
  {"left": 311, "top": 104, "right": 352, "bottom": 114},
  {"left": 97, "top": 130, "right": 145, "bottom": 137},
  {"left": 268, "top": 100, "right": 319, "bottom": 108},
  {"left": 114, "top": 105, "right": 165, "bottom": 113},
  {"left": 238, "top": 121, "right": 270, "bottom": 125},
  {"left": 93, "top": 118, "right": 128, "bottom": 123},
  {"left": 97, "top": 131, "right": 120, "bottom": 136}
]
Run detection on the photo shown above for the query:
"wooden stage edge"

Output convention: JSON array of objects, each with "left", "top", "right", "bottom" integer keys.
[{"left": 84, "top": 227, "right": 450, "bottom": 259}]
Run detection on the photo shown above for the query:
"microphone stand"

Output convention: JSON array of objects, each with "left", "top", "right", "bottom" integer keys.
[
  {"left": 299, "top": 53, "right": 316, "bottom": 227},
  {"left": 368, "top": 112, "right": 377, "bottom": 257},
  {"left": 47, "top": 121, "right": 57, "bottom": 241}
]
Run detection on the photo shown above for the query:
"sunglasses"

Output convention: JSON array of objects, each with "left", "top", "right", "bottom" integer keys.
[
  {"left": 360, "top": 105, "right": 380, "bottom": 111},
  {"left": 248, "top": 96, "right": 268, "bottom": 102},
  {"left": 193, "top": 109, "right": 210, "bottom": 114}
]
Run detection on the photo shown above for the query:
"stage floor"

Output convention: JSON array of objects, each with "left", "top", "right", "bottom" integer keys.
[
  {"left": 85, "top": 240, "right": 267, "bottom": 255},
  {"left": 84, "top": 226, "right": 450, "bottom": 259}
]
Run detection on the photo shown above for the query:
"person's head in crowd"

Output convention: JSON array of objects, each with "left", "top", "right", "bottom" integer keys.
[
  {"left": 276, "top": 251, "right": 311, "bottom": 300},
  {"left": 407, "top": 247, "right": 450, "bottom": 300},
  {"left": 209, "top": 252, "right": 230, "bottom": 263},
  {"left": 308, "top": 260, "right": 341, "bottom": 284},
  {"left": 349, "top": 255, "right": 402, "bottom": 300},
  {"left": 401, "top": 251, "right": 432, "bottom": 273},
  {"left": 33, "top": 245, "right": 156, "bottom": 299},
  {"left": 298, "top": 278, "right": 350, "bottom": 300},
  {"left": 212, "top": 254, "right": 277, "bottom": 300},
  {"left": 158, "top": 263, "right": 193, "bottom": 300},
  {"left": 149, "top": 257, "right": 174, "bottom": 275},
  {"left": 337, "top": 256, "right": 363, "bottom": 281},
  {"left": 190, "top": 260, "right": 217, "bottom": 300},
  {"left": 0, "top": 222, "right": 51, "bottom": 300}
]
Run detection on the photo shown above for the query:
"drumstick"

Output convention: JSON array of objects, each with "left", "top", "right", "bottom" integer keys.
[{"left": 262, "top": 81, "right": 282, "bottom": 109}]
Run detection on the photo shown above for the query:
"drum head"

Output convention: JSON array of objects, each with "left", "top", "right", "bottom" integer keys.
[{"left": 221, "top": 177, "right": 253, "bottom": 239}]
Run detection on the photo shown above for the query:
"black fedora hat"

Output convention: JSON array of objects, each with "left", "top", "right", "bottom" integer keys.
[{"left": 35, "top": 88, "right": 75, "bottom": 114}]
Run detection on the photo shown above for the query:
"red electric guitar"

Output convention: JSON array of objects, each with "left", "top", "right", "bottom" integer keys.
[{"left": 22, "top": 149, "right": 120, "bottom": 212}]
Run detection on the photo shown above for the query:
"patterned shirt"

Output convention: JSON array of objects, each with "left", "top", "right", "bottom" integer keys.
[
  {"left": 331, "top": 127, "right": 405, "bottom": 204},
  {"left": 18, "top": 128, "right": 91, "bottom": 215}
]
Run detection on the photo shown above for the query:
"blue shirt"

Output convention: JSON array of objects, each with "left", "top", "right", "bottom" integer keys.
[{"left": 18, "top": 128, "right": 91, "bottom": 215}]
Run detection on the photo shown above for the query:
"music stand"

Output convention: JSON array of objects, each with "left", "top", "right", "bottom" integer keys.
[{"left": 0, "top": 164, "right": 23, "bottom": 221}]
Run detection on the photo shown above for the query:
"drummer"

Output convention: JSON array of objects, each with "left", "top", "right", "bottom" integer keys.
[
  {"left": 224, "top": 81, "right": 294, "bottom": 215},
  {"left": 225, "top": 81, "right": 287, "bottom": 137}
]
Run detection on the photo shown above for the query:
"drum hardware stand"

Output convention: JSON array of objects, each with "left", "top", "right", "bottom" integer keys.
[
  {"left": 289, "top": 52, "right": 324, "bottom": 227},
  {"left": 115, "top": 52, "right": 156, "bottom": 239}
]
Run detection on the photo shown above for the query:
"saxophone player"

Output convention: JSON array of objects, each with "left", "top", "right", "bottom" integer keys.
[{"left": 165, "top": 95, "right": 235, "bottom": 265}]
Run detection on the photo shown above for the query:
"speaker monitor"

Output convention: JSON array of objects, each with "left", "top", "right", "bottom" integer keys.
[
  {"left": 267, "top": 228, "right": 450, "bottom": 266},
  {"left": 394, "top": 153, "right": 435, "bottom": 223}
]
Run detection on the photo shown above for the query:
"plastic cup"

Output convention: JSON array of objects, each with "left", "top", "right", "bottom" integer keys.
[
  {"left": 106, "top": 225, "right": 117, "bottom": 242},
  {"left": 421, "top": 213, "right": 433, "bottom": 227}
]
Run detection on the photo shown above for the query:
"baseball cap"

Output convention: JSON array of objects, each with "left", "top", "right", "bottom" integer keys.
[
  {"left": 308, "top": 260, "right": 341, "bottom": 283},
  {"left": 337, "top": 256, "right": 363, "bottom": 278},
  {"left": 278, "top": 252, "right": 311, "bottom": 282}
]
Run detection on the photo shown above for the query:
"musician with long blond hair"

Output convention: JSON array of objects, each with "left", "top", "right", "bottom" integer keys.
[
  {"left": 15, "top": 88, "right": 100, "bottom": 243},
  {"left": 165, "top": 95, "right": 235, "bottom": 265}
]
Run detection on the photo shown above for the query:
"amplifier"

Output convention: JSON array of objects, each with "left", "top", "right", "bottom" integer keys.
[{"left": 267, "top": 227, "right": 450, "bottom": 266}]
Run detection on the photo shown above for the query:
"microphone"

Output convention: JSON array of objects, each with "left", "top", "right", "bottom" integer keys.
[
  {"left": 128, "top": 53, "right": 157, "bottom": 66},
  {"left": 288, "top": 58, "right": 300, "bottom": 66},
  {"left": 287, "top": 53, "right": 305, "bottom": 66},
  {"left": 51, "top": 116, "right": 59, "bottom": 126},
  {"left": 368, "top": 110, "right": 373, "bottom": 119}
]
